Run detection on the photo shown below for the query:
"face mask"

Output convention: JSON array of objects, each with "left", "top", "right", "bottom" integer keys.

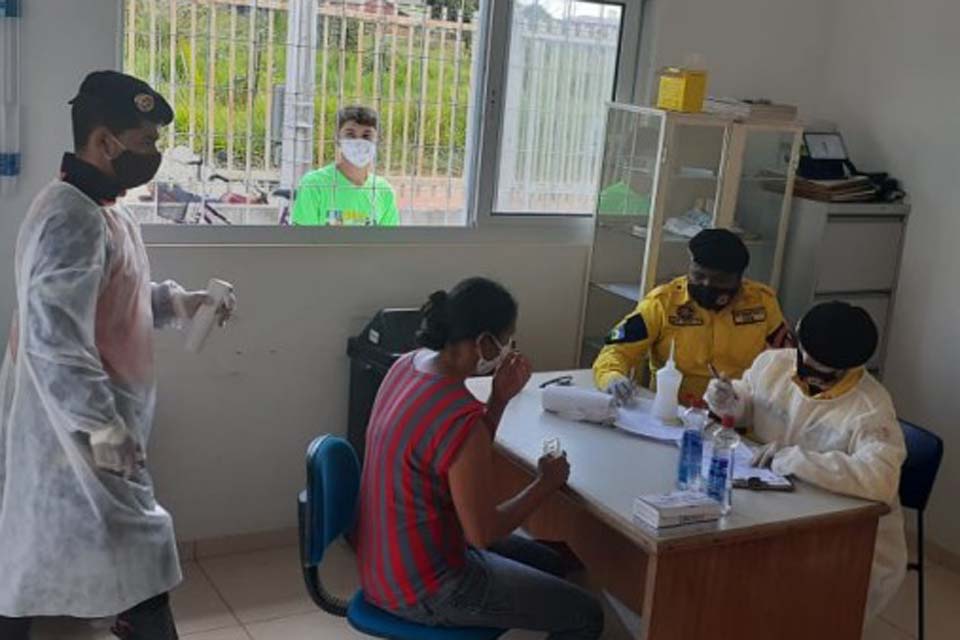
[
  {"left": 109, "top": 136, "right": 162, "bottom": 190},
  {"left": 475, "top": 334, "right": 513, "bottom": 376},
  {"left": 688, "top": 283, "right": 739, "bottom": 311},
  {"left": 340, "top": 139, "right": 376, "bottom": 168},
  {"left": 796, "top": 349, "right": 841, "bottom": 391}
]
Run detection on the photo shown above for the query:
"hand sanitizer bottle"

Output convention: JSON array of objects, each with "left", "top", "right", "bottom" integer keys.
[{"left": 651, "top": 340, "right": 682, "bottom": 424}]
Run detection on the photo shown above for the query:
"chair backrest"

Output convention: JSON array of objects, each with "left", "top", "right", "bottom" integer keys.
[
  {"left": 303, "top": 435, "right": 361, "bottom": 567},
  {"left": 898, "top": 420, "right": 944, "bottom": 511}
]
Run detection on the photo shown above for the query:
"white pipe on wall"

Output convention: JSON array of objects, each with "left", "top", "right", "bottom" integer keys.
[{"left": 0, "top": 0, "right": 21, "bottom": 196}]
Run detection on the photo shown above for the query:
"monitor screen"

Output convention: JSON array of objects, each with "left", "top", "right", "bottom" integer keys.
[{"left": 804, "top": 133, "right": 849, "bottom": 160}]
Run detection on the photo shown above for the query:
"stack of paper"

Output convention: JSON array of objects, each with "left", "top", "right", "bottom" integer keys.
[
  {"left": 704, "top": 97, "right": 798, "bottom": 121},
  {"left": 633, "top": 491, "right": 723, "bottom": 528},
  {"left": 792, "top": 175, "right": 877, "bottom": 202}
]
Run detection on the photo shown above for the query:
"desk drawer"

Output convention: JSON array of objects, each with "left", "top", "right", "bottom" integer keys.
[{"left": 816, "top": 218, "right": 904, "bottom": 293}]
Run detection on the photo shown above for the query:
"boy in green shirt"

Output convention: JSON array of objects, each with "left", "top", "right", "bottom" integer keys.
[{"left": 292, "top": 105, "right": 399, "bottom": 226}]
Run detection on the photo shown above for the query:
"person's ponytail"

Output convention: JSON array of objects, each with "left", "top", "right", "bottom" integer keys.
[{"left": 416, "top": 290, "right": 451, "bottom": 350}]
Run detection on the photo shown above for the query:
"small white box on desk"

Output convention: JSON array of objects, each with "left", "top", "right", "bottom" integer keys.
[{"left": 633, "top": 491, "right": 723, "bottom": 529}]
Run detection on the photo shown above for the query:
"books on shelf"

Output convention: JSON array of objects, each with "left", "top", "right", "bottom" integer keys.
[
  {"left": 632, "top": 491, "right": 723, "bottom": 529},
  {"left": 704, "top": 97, "right": 799, "bottom": 122},
  {"left": 792, "top": 175, "right": 877, "bottom": 202}
]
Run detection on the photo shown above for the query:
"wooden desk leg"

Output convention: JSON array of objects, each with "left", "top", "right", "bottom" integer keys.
[{"left": 641, "top": 515, "right": 879, "bottom": 640}]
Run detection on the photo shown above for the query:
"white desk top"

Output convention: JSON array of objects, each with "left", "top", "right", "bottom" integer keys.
[{"left": 467, "top": 370, "right": 885, "bottom": 553}]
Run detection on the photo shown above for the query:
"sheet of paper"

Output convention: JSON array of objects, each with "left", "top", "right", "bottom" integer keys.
[{"left": 614, "top": 398, "right": 685, "bottom": 443}]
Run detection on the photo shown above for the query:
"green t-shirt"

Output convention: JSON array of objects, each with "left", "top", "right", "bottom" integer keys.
[{"left": 291, "top": 163, "right": 399, "bottom": 226}]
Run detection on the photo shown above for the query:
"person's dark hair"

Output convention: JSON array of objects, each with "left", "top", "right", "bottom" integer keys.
[
  {"left": 337, "top": 105, "right": 379, "bottom": 131},
  {"left": 71, "top": 94, "right": 145, "bottom": 151},
  {"left": 417, "top": 278, "right": 518, "bottom": 350}
]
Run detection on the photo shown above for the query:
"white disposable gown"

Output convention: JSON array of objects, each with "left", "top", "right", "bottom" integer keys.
[
  {"left": 0, "top": 181, "right": 184, "bottom": 617},
  {"left": 728, "top": 349, "right": 907, "bottom": 619}
]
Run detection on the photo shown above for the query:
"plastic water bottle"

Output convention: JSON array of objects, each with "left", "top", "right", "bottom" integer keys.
[
  {"left": 676, "top": 406, "right": 707, "bottom": 490},
  {"left": 706, "top": 416, "right": 740, "bottom": 514},
  {"left": 651, "top": 340, "right": 682, "bottom": 424}
]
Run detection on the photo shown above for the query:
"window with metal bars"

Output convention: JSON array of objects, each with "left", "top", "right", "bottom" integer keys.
[{"left": 121, "top": 0, "right": 638, "bottom": 228}]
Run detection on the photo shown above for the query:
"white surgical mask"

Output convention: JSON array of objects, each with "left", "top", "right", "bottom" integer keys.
[
  {"left": 475, "top": 334, "right": 514, "bottom": 376},
  {"left": 339, "top": 138, "right": 376, "bottom": 168}
]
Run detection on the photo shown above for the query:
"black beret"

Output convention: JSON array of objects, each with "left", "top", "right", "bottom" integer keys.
[
  {"left": 69, "top": 70, "right": 173, "bottom": 126},
  {"left": 799, "top": 301, "right": 878, "bottom": 369},
  {"left": 688, "top": 228, "right": 750, "bottom": 273}
]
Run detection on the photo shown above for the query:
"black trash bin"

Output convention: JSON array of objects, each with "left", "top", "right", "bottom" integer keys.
[{"left": 346, "top": 308, "right": 423, "bottom": 463}]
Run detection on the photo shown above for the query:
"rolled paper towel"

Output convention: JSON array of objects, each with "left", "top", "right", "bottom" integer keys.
[{"left": 542, "top": 386, "right": 617, "bottom": 424}]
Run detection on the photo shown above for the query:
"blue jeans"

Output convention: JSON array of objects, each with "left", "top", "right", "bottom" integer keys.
[{"left": 393, "top": 535, "right": 604, "bottom": 639}]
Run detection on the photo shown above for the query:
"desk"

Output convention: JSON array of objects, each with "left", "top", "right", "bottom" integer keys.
[{"left": 467, "top": 370, "right": 884, "bottom": 639}]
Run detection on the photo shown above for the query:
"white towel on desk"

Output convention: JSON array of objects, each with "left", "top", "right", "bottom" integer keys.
[{"left": 542, "top": 386, "right": 617, "bottom": 424}]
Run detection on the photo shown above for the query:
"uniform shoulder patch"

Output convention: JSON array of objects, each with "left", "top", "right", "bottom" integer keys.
[{"left": 606, "top": 314, "right": 649, "bottom": 344}]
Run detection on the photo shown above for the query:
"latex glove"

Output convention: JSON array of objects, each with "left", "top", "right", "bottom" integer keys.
[
  {"left": 704, "top": 377, "right": 743, "bottom": 418},
  {"left": 173, "top": 287, "right": 238, "bottom": 327},
  {"left": 604, "top": 374, "right": 637, "bottom": 406},
  {"left": 751, "top": 441, "right": 782, "bottom": 468},
  {"left": 89, "top": 426, "right": 144, "bottom": 478}
]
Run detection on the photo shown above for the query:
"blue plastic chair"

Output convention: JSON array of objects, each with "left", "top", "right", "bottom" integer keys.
[
  {"left": 297, "top": 435, "right": 505, "bottom": 640},
  {"left": 898, "top": 420, "right": 944, "bottom": 640}
]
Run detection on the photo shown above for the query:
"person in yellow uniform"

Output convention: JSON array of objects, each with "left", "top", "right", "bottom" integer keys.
[{"left": 593, "top": 228, "right": 794, "bottom": 404}]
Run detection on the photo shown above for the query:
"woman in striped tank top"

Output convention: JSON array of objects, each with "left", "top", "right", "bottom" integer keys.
[{"left": 355, "top": 278, "right": 604, "bottom": 639}]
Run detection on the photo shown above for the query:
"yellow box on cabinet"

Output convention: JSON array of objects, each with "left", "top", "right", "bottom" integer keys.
[{"left": 656, "top": 68, "right": 707, "bottom": 113}]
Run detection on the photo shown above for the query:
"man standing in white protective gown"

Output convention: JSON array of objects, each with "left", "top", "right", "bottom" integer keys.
[{"left": 0, "top": 71, "right": 235, "bottom": 640}]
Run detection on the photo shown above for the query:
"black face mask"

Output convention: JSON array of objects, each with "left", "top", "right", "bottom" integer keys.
[
  {"left": 111, "top": 149, "right": 162, "bottom": 190},
  {"left": 688, "top": 283, "right": 739, "bottom": 311},
  {"left": 796, "top": 349, "right": 841, "bottom": 392}
]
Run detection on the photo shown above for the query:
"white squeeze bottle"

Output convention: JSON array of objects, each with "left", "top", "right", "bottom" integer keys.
[
  {"left": 651, "top": 340, "right": 682, "bottom": 424},
  {"left": 185, "top": 279, "right": 233, "bottom": 353}
]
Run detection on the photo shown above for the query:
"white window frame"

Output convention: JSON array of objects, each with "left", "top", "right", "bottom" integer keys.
[
  {"left": 126, "top": 0, "right": 645, "bottom": 246},
  {"left": 473, "top": 0, "right": 645, "bottom": 225}
]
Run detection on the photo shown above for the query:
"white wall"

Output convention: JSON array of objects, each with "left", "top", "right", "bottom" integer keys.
[
  {"left": 817, "top": 0, "right": 960, "bottom": 556},
  {"left": 640, "top": 0, "right": 832, "bottom": 114},
  {"left": 0, "top": 0, "right": 120, "bottom": 328}
]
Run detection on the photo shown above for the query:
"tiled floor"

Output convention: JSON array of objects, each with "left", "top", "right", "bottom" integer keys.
[{"left": 32, "top": 541, "right": 960, "bottom": 639}]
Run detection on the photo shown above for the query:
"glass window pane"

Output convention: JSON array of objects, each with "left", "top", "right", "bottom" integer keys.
[
  {"left": 734, "top": 129, "right": 797, "bottom": 284},
  {"left": 495, "top": 0, "right": 623, "bottom": 215},
  {"left": 121, "top": 0, "right": 483, "bottom": 228}
]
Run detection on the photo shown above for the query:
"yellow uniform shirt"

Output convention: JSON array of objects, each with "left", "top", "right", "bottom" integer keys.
[{"left": 593, "top": 276, "right": 793, "bottom": 401}]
